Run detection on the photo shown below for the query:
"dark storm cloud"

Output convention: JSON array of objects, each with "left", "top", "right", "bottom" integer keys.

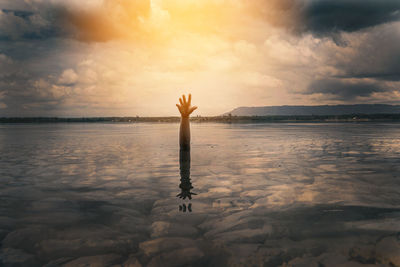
[
  {"left": 307, "top": 79, "right": 388, "bottom": 100},
  {"left": 0, "top": 8, "right": 66, "bottom": 41},
  {"left": 304, "top": 0, "right": 400, "bottom": 35},
  {"left": 299, "top": 8, "right": 400, "bottom": 99},
  {"left": 0, "top": 36, "right": 88, "bottom": 116},
  {"left": 338, "top": 52, "right": 400, "bottom": 82},
  {"left": 0, "top": 6, "right": 104, "bottom": 42},
  {"left": 333, "top": 23, "right": 400, "bottom": 82},
  {"left": 0, "top": 63, "right": 62, "bottom": 116},
  {"left": 336, "top": 70, "right": 400, "bottom": 82},
  {"left": 258, "top": 0, "right": 400, "bottom": 36}
]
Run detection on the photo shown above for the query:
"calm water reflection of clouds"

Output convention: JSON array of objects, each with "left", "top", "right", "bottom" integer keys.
[{"left": 0, "top": 123, "right": 400, "bottom": 266}]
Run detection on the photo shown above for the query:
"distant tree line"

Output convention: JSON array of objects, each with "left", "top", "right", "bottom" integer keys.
[{"left": 1, "top": 114, "right": 400, "bottom": 123}]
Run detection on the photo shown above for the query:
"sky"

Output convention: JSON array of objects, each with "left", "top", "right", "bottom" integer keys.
[{"left": 0, "top": 0, "right": 400, "bottom": 116}]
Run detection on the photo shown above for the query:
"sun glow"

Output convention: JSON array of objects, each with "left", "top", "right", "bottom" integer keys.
[{"left": 54, "top": 0, "right": 294, "bottom": 116}]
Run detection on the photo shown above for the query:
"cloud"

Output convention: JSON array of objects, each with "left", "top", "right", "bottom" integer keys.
[
  {"left": 60, "top": 0, "right": 151, "bottom": 42},
  {"left": 58, "top": 69, "right": 78, "bottom": 85},
  {"left": 289, "top": 21, "right": 400, "bottom": 101},
  {"left": 0, "top": 53, "right": 13, "bottom": 71},
  {"left": 2, "top": 0, "right": 400, "bottom": 43},
  {"left": 303, "top": 0, "right": 400, "bottom": 35},
  {"left": 0, "top": 8, "right": 63, "bottom": 41},
  {"left": 0, "top": 90, "right": 6, "bottom": 109},
  {"left": 1, "top": 0, "right": 400, "bottom": 115},
  {"left": 332, "top": 22, "right": 400, "bottom": 81},
  {"left": 306, "top": 78, "right": 389, "bottom": 100},
  {"left": 0, "top": 40, "right": 83, "bottom": 116},
  {"left": 0, "top": 0, "right": 151, "bottom": 42},
  {"left": 253, "top": 0, "right": 400, "bottom": 38}
]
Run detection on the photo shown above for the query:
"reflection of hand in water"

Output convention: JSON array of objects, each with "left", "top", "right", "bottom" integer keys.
[
  {"left": 177, "top": 149, "right": 196, "bottom": 201},
  {"left": 179, "top": 203, "right": 192, "bottom": 212},
  {"left": 176, "top": 189, "right": 197, "bottom": 200}
]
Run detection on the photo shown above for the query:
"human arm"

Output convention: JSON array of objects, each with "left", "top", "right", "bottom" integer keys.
[{"left": 176, "top": 94, "right": 197, "bottom": 150}]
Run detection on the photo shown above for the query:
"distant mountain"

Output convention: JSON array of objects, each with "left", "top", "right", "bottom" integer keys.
[{"left": 224, "top": 104, "right": 400, "bottom": 116}]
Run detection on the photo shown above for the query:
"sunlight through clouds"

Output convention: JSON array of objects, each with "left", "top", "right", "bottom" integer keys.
[{"left": 0, "top": 0, "right": 399, "bottom": 115}]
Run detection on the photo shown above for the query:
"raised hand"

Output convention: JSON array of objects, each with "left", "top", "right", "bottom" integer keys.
[{"left": 176, "top": 94, "right": 197, "bottom": 118}]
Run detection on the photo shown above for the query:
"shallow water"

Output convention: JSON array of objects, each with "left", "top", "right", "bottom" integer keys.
[{"left": 0, "top": 122, "right": 400, "bottom": 266}]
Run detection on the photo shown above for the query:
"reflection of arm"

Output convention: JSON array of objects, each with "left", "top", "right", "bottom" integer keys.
[
  {"left": 177, "top": 148, "right": 196, "bottom": 200},
  {"left": 180, "top": 116, "right": 190, "bottom": 150},
  {"left": 176, "top": 94, "right": 197, "bottom": 151},
  {"left": 179, "top": 148, "right": 190, "bottom": 179}
]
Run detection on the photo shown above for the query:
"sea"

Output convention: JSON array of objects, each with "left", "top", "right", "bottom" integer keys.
[{"left": 0, "top": 122, "right": 399, "bottom": 266}]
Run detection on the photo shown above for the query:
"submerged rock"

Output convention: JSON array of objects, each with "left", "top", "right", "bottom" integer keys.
[
  {"left": 202, "top": 213, "right": 269, "bottom": 238},
  {"left": 212, "top": 198, "right": 252, "bottom": 209},
  {"left": 346, "top": 218, "right": 400, "bottom": 232},
  {"left": 283, "top": 256, "right": 320, "bottom": 267},
  {"left": 122, "top": 255, "right": 142, "bottom": 267},
  {"left": 147, "top": 247, "right": 204, "bottom": 267},
  {"left": 287, "top": 251, "right": 389, "bottom": 267},
  {"left": 212, "top": 224, "right": 272, "bottom": 244},
  {"left": 37, "top": 236, "right": 141, "bottom": 261},
  {"left": 239, "top": 190, "right": 268, "bottom": 199},
  {"left": 171, "top": 213, "right": 209, "bottom": 226},
  {"left": 151, "top": 221, "right": 198, "bottom": 238},
  {"left": 22, "top": 211, "right": 83, "bottom": 226},
  {"left": 2, "top": 226, "right": 53, "bottom": 253},
  {"left": 43, "top": 257, "right": 74, "bottom": 267},
  {"left": 30, "top": 197, "right": 77, "bottom": 212},
  {"left": 62, "top": 254, "right": 122, "bottom": 267},
  {"left": 139, "top": 237, "right": 197, "bottom": 257},
  {"left": 114, "top": 215, "right": 149, "bottom": 234},
  {"left": 0, "top": 248, "right": 40, "bottom": 267},
  {"left": 376, "top": 236, "right": 400, "bottom": 266},
  {"left": 317, "top": 253, "right": 350, "bottom": 267},
  {"left": 349, "top": 244, "right": 376, "bottom": 264},
  {"left": 227, "top": 244, "right": 260, "bottom": 259}
]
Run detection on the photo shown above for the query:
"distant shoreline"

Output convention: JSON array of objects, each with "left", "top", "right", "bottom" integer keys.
[{"left": 2, "top": 114, "right": 400, "bottom": 123}]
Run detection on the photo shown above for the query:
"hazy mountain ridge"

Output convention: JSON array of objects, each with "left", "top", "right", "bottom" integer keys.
[{"left": 225, "top": 104, "right": 400, "bottom": 116}]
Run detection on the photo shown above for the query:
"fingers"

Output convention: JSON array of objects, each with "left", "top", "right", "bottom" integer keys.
[
  {"left": 178, "top": 94, "right": 195, "bottom": 115},
  {"left": 176, "top": 104, "right": 182, "bottom": 114},
  {"left": 188, "top": 106, "right": 197, "bottom": 114}
]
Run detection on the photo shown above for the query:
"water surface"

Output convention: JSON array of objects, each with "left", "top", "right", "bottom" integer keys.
[{"left": 0, "top": 123, "right": 400, "bottom": 266}]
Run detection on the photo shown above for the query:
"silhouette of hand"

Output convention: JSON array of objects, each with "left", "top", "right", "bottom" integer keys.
[
  {"left": 176, "top": 94, "right": 197, "bottom": 118},
  {"left": 176, "top": 191, "right": 197, "bottom": 200}
]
